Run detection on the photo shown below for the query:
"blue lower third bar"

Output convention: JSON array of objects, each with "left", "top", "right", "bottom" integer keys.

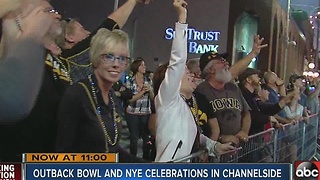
[{"left": 25, "top": 163, "right": 291, "bottom": 180}]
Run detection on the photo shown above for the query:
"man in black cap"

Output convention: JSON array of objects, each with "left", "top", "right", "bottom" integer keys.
[
  {"left": 238, "top": 68, "right": 261, "bottom": 87},
  {"left": 195, "top": 35, "right": 267, "bottom": 147},
  {"left": 238, "top": 68, "right": 263, "bottom": 135},
  {"left": 237, "top": 68, "right": 296, "bottom": 162},
  {"left": 195, "top": 52, "right": 250, "bottom": 146},
  {"left": 238, "top": 68, "right": 292, "bottom": 135}
]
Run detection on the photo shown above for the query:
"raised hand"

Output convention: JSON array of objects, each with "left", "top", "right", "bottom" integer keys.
[
  {"left": 250, "top": 34, "right": 268, "bottom": 56},
  {"left": 173, "top": 0, "right": 187, "bottom": 23},
  {"left": 0, "top": 0, "right": 20, "bottom": 18},
  {"left": 19, "top": 6, "right": 54, "bottom": 42}
]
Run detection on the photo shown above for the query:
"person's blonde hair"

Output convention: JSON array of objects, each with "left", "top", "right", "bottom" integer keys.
[{"left": 90, "top": 28, "right": 129, "bottom": 67}]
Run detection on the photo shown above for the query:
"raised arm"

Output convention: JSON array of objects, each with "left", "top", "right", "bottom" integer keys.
[
  {"left": 0, "top": 7, "right": 54, "bottom": 122},
  {"left": 230, "top": 35, "right": 268, "bottom": 79},
  {"left": 157, "top": 0, "right": 187, "bottom": 105},
  {"left": 108, "top": 0, "right": 151, "bottom": 29},
  {"left": 0, "top": 40, "right": 44, "bottom": 122},
  {"left": 0, "top": 0, "right": 20, "bottom": 18}
]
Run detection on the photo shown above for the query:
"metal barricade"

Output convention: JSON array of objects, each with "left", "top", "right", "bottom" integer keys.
[
  {"left": 302, "top": 114, "right": 318, "bottom": 160},
  {"left": 274, "top": 121, "right": 304, "bottom": 163},
  {"left": 211, "top": 113, "right": 318, "bottom": 163},
  {"left": 274, "top": 114, "right": 318, "bottom": 162},
  {"left": 170, "top": 113, "right": 318, "bottom": 163},
  {"left": 218, "top": 128, "right": 276, "bottom": 163}
]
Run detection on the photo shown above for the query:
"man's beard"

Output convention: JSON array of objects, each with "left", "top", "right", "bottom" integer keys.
[
  {"left": 215, "top": 68, "right": 232, "bottom": 83},
  {"left": 253, "top": 80, "right": 261, "bottom": 88},
  {"left": 47, "top": 24, "right": 62, "bottom": 39}
]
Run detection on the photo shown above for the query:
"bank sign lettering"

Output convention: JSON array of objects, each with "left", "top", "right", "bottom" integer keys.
[{"left": 165, "top": 27, "right": 221, "bottom": 54}]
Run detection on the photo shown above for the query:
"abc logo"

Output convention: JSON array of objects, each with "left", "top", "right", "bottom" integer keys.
[{"left": 295, "top": 162, "right": 319, "bottom": 180}]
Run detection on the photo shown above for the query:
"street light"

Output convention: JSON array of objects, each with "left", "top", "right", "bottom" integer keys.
[{"left": 309, "top": 62, "right": 315, "bottom": 69}]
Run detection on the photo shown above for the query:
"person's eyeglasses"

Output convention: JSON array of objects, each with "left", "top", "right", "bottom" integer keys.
[
  {"left": 45, "top": 9, "right": 59, "bottom": 15},
  {"left": 213, "top": 58, "right": 227, "bottom": 64},
  {"left": 100, "top": 53, "right": 130, "bottom": 66}
]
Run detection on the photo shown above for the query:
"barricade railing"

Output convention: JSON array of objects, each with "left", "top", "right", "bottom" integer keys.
[
  {"left": 274, "top": 119, "right": 304, "bottom": 162},
  {"left": 275, "top": 113, "right": 319, "bottom": 162},
  {"left": 208, "top": 113, "right": 318, "bottom": 163},
  {"left": 171, "top": 114, "right": 318, "bottom": 163},
  {"left": 217, "top": 128, "right": 276, "bottom": 163},
  {"left": 302, "top": 113, "right": 318, "bottom": 160}
]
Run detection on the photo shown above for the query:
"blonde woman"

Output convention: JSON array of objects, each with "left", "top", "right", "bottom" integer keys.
[{"left": 55, "top": 28, "right": 144, "bottom": 162}]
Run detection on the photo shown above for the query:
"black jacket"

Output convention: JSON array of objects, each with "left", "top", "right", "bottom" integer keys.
[{"left": 240, "top": 86, "right": 282, "bottom": 135}]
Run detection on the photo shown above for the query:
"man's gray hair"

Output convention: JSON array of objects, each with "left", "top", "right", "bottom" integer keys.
[{"left": 201, "top": 60, "right": 215, "bottom": 79}]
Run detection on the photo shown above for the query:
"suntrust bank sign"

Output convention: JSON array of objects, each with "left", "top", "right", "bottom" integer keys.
[{"left": 165, "top": 27, "right": 221, "bottom": 54}]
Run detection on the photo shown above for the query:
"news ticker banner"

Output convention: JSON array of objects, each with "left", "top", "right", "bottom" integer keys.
[
  {"left": 2, "top": 163, "right": 291, "bottom": 180},
  {"left": 2, "top": 153, "right": 320, "bottom": 180}
]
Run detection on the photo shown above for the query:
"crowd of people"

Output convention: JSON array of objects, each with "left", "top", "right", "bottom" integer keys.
[{"left": 0, "top": 0, "right": 319, "bottom": 163}]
